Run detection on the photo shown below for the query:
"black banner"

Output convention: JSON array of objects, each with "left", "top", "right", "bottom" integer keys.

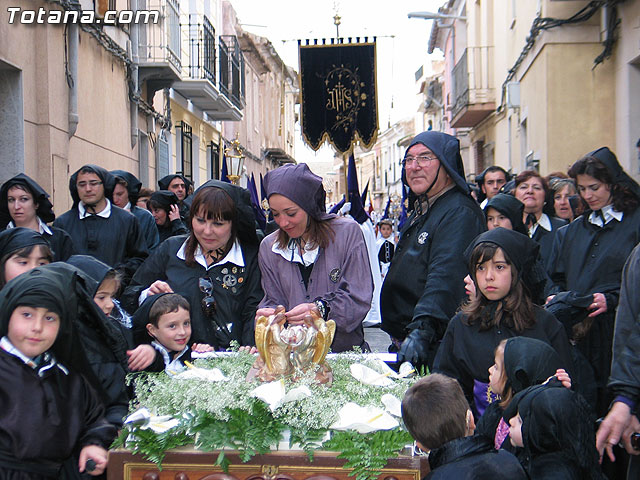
[{"left": 299, "top": 41, "right": 378, "bottom": 153}]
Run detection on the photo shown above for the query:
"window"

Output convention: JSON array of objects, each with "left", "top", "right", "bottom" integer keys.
[
  {"left": 180, "top": 121, "right": 193, "bottom": 180},
  {"left": 210, "top": 141, "right": 220, "bottom": 180}
]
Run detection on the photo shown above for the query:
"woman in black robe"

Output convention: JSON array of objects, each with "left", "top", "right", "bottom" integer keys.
[
  {"left": 548, "top": 146, "right": 640, "bottom": 415},
  {"left": 122, "top": 180, "right": 263, "bottom": 349},
  {"left": 0, "top": 264, "right": 115, "bottom": 478},
  {"left": 0, "top": 173, "right": 75, "bottom": 261},
  {"left": 149, "top": 190, "right": 189, "bottom": 245}
]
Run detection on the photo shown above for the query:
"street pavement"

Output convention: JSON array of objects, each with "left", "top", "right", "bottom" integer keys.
[{"left": 364, "top": 326, "right": 391, "bottom": 353}]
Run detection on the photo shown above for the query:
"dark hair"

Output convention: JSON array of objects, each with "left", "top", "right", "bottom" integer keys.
[
  {"left": 515, "top": 170, "right": 549, "bottom": 196},
  {"left": 461, "top": 243, "right": 535, "bottom": 332},
  {"left": 185, "top": 187, "right": 237, "bottom": 266},
  {"left": 149, "top": 198, "right": 170, "bottom": 215},
  {"left": 78, "top": 166, "right": 100, "bottom": 178},
  {"left": 484, "top": 166, "right": 509, "bottom": 179},
  {"left": 0, "top": 244, "right": 53, "bottom": 289},
  {"left": 97, "top": 270, "right": 123, "bottom": 297},
  {"left": 114, "top": 177, "right": 128, "bottom": 188},
  {"left": 148, "top": 293, "right": 190, "bottom": 327},
  {"left": 401, "top": 374, "right": 469, "bottom": 450},
  {"left": 568, "top": 155, "right": 639, "bottom": 213},
  {"left": 275, "top": 216, "right": 336, "bottom": 250}
]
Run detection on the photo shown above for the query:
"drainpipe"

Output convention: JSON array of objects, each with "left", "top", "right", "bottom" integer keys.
[
  {"left": 130, "top": 0, "right": 139, "bottom": 148},
  {"left": 68, "top": 23, "right": 79, "bottom": 137}
]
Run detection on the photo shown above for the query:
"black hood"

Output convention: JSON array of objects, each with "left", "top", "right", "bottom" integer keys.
[
  {"left": 586, "top": 146, "right": 640, "bottom": 199},
  {"left": 66, "top": 254, "right": 115, "bottom": 297},
  {"left": 503, "top": 380, "right": 603, "bottom": 479},
  {"left": 484, "top": 194, "right": 527, "bottom": 235},
  {"left": 131, "top": 293, "right": 171, "bottom": 345},
  {"left": 158, "top": 174, "right": 193, "bottom": 193},
  {"left": 465, "top": 227, "right": 547, "bottom": 304},
  {"left": 150, "top": 190, "right": 179, "bottom": 212},
  {"left": 110, "top": 170, "right": 142, "bottom": 204},
  {"left": 0, "top": 227, "right": 49, "bottom": 260},
  {"left": 0, "top": 263, "right": 102, "bottom": 390},
  {"left": 402, "top": 131, "right": 469, "bottom": 195},
  {"left": 69, "top": 165, "right": 116, "bottom": 207},
  {"left": 503, "top": 336, "right": 563, "bottom": 394},
  {"left": 0, "top": 174, "right": 56, "bottom": 227},
  {"left": 193, "top": 179, "right": 259, "bottom": 245}
]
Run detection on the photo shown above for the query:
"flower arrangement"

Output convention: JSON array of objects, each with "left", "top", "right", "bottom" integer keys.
[{"left": 114, "top": 351, "right": 418, "bottom": 480}]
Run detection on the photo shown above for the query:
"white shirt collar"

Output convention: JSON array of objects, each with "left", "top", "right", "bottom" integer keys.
[
  {"left": 528, "top": 213, "right": 552, "bottom": 237},
  {"left": 177, "top": 238, "right": 245, "bottom": 270},
  {"left": 271, "top": 238, "right": 319, "bottom": 266},
  {"left": 7, "top": 217, "right": 52, "bottom": 236},
  {"left": 78, "top": 199, "right": 111, "bottom": 219},
  {"left": 588, "top": 204, "right": 623, "bottom": 227},
  {"left": 151, "top": 341, "right": 189, "bottom": 375},
  {"left": 123, "top": 201, "right": 132, "bottom": 212}
]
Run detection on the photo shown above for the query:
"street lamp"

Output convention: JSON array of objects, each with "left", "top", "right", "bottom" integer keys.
[
  {"left": 225, "top": 134, "right": 245, "bottom": 185},
  {"left": 407, "top": 11, "right": 467, "bottom": 21}
]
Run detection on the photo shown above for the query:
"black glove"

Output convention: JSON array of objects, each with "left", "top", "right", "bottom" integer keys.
[{"left": 398, "top": 329, "right": 433, "bottom": 370}]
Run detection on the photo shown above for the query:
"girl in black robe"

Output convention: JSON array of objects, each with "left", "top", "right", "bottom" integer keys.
[
  {"left": 0, "top": 227, "right": 53, "bottom": 289},
  {"left": 548, "top": 146, "right": 640, "bottom": 415},
  {"left": 434, "top": 228, "right": 572, "bottom": 419},
  {"left": 0, "top": 173, "right": 75, "bottom": 261},
  {"left": 123, "top": 180, "right": 263, "bottom": 349},
  {"left": 0, "top": 264, "right": 115, "bottom": 478},
  {"left": 475, "top": 336, "right": 566, "bottom": 451},
  {"left": 504, "top": 381, "right": 605, "bottom": 480},
  {"left": 149, "top": 190, "right": 189, "bottom": 245}
]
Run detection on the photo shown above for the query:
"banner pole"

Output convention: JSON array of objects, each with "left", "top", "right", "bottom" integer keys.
[{"left": 343, "top": 151, "right": 349, "bottom": 197}]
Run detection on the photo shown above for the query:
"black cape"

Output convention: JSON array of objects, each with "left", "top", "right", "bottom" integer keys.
[{"left": 425, "top": 435, "right": 526, "bottom": 480}]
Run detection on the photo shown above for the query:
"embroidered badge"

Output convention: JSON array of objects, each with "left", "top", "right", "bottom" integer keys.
[
  {"left": 417, "top": 232, "right": 429, "bottom": 244},
  {"left": 329, "top": 268, "right": 341, "bottom": 283}
]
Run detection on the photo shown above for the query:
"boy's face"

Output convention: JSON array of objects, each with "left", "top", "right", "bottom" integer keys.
[
  {"left": 486, "top": 207, "right": 513, "bottom": 231},
  {"left": 147, "top": 307, "right": 191, "bottom": 352},
  {"left": 8, "top": 306, "right": 60, "bottom": 358},
  {"left": 508, "top": 413, "right": 524, "bottom": 447},
  {"left": 380, "top": 224, "right": 392, "bottom": 238},
  {"left": 4, "top": 246, "right": 50, "bottom": 284},
  {"left": 94, "top": 277, "right": 118, "bottom": 317}
]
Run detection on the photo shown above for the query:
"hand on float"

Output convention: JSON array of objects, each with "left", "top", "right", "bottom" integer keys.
[
  {"left": 148, "top": 280, "right": 173, "bottom": 295},
  {"left": 238, "top": 345, "right": 258, "bottom": 354},
  {"left": 255, "top": 308, "right": 275, "bottom": 322},
  {"left": 192, "top": 343, "right": 214, "bottom": 352},
  {"left": 127, "top": 344, "right": 156, "bottom": 371},
  {"left": 285, "top": 303, "right": 316, "bottom": 324}
]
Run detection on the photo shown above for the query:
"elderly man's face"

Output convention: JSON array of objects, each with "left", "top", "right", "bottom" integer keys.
[{"left": 404, "top": 144, "right": 450, "bottom": 196}]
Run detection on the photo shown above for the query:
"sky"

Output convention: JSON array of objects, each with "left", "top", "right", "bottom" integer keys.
[{"left": 231, "top": 0, "right": 444, "bottom": 164}]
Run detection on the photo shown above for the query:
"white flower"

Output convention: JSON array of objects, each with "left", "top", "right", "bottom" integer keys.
[
  {"left": 381, "top": 394, "right": 402, "bottom": 417},
  {"left": 350, "top": 363, "right": 394, "bottom": 386},
  {"left": 173, "top": 367, "right": 228, "bottom": 382},
  {"left": 330, "top": 402, "right": 399, "bottom": 434},
  {"left": 124, "top": 407, "right": 179, "bottom": 434},
  {"left": 251, "top": 379, "right": 312, "bottom": 412}
]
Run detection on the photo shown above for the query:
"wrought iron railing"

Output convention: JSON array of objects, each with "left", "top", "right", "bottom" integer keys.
[
  {"left": 219, "top": 35, "right": 246, "bottom": 109},
  {"left": 451, "top": 47, "right": 494, "bottom": 118},
  {"left": 139, "top": 0, "right": 181, "bottom": 72},
  {"left": 183, "top": 14, "right": 216, "bottom": 83}
]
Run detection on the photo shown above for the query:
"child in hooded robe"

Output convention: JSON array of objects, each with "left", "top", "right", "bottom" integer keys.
[
  {"left": 434, "top": 228, "right": 573, "bottom": 419},
  {"left": 476, "top": 337, "right": 570, "bottom": 451},
  {"left": 131, "top": 293, "right": 213, "bottom": 374},
  {"left": 0, "top": 264, "right": 115, "bottom": 477},
  {"left": 505, "top": 380, "right": 606, "bottom": 479},
  {"left": 66, "top": 254, "right": 157, "bottom": 373},
  {"left": 0, "top": 227, "right": 53, "bottom": 289}
]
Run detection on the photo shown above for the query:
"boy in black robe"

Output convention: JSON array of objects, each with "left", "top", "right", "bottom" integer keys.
[
  {"left": 402, "top": 373, "right": 526, "bottom": 479},
  {"left": 0, "top": 264, "right": 115, "bottom": 478},
  {"left": 54, "top": 165, "right": 148, "bottom": 284}
]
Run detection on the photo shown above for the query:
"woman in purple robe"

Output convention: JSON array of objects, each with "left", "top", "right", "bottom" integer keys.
[{"left": 257, "top": 164, "right": 373, "bottom": 353}]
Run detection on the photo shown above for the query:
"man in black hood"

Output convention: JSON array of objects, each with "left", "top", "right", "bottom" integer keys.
[
  {"left": 111, "top": 170, "right": 159, "bottom": 251},
  {"left": 380, "top": 131, "right": 485, "bottom": 369},
  {"left": 158, "top": 174, "right": 192, "bottom": 223},
  {"left": 54, "top": 165, "right": 148, "bottom": 284}
]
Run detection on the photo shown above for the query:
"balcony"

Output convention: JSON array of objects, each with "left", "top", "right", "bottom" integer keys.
[
  {"left": 450, "top": 47, "right": 496, "bottom": 128},
  {"left": 138, "top": 0, "right": 181, "bottom": 87},
  {"left": 219, "top": 35, "right": 246, "bottom": 110},
  {"left": 172, "top": 16, "right": 243, "bottom": 121}
]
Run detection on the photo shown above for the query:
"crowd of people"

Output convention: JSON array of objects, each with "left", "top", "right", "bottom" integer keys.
[{"left": 1, "top": 130, "right": 640, "bottom": 479}]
